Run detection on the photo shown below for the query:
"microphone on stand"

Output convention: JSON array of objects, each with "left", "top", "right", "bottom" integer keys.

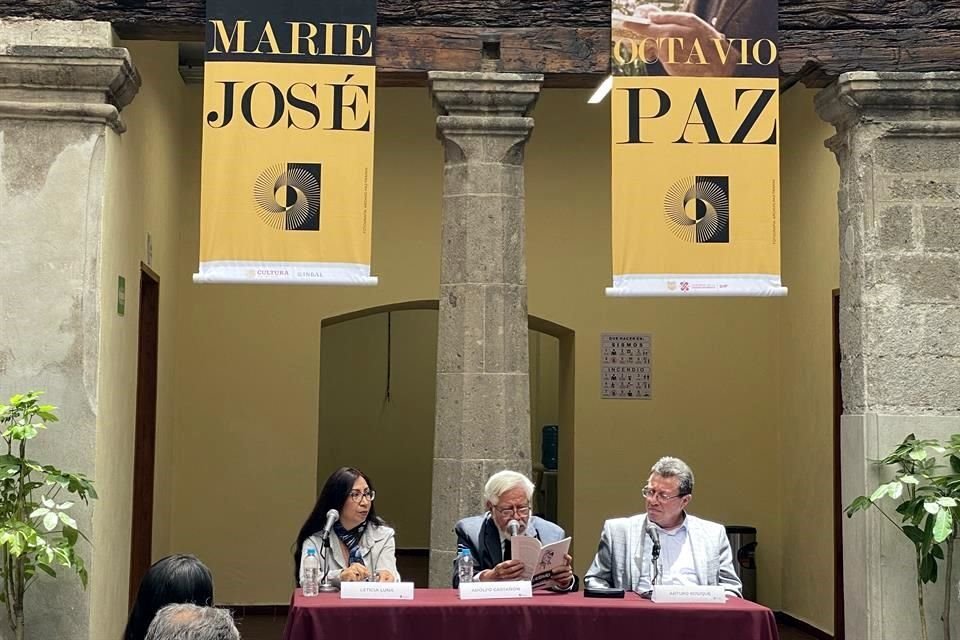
[
  {"left": 507, "top": 519, "right": 521, "bottom": 537},
  {"left": 320, "top": 509, "right": 339, "bottom": 540},
  {"left": 646, "top": 524, "right": 661, "bottom": 586},
  {"left": 318, "top": 509, "right": 340, "bottom": 593}
]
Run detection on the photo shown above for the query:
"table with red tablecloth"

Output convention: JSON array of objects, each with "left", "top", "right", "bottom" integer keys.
[{"left": 282, "top": 588, "right": 779, "bottom": 640}]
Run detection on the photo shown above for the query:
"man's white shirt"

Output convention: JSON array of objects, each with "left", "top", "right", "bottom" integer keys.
[{"left": 637, "top": 519, "right": 699, "bottom": 592}]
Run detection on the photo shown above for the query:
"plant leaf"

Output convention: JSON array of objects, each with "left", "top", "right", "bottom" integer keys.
[
  {"left": 57, "top": 512, "right": 77, "bottom": 530},
  {"left": 870, "top": 485, "right": 890, "bottom": 502},
  {"left": 934, "top": 509, "right": 953, "bottom": 543},
  {"left": 924, "top": 502, "right": 941, "bottom": 515},
  {"left": 910, "top": 449, "right": 928, "bottom": 461},
  {"left": 937, "top": 497, "right": 958, "bottom": 508},
  {"left": 901, "top": 475, "right": 920, "bottom": 485},
  {"left": 890, "top": 482, "right": 904, "bottom": 500},
  {"left": 42, "top": 512, "right": 58, "bottom": 532},
  {"left": 903, "top": 525, "right": 926, "bottom": 545}
]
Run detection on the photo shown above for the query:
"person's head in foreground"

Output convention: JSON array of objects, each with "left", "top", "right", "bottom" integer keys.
[
  {"left": 125, "top": 554, "right": 215, "bottom": 640},
  {"left": 144, "top": 604, "right": 239, "bottom": 640}
]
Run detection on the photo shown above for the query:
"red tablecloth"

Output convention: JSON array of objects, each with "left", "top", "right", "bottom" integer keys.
[{"left": 282, "top": 589, "right": 779, "bottom": 640}]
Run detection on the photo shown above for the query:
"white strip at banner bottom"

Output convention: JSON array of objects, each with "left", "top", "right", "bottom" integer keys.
[
  {"left": 606, "top": 274, "right": 787, "bottom": 297},
  {"left": 193, "top": 261, "right": 379, "bottom": 286}
]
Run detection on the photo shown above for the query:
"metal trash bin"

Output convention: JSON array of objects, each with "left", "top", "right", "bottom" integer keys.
[{"left": 725, "top": 525, "right": 757, "bottom": 601}]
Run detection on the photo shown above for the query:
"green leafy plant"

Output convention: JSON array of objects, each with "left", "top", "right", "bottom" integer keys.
[
  {"left": 846, "top": 434, "right": 960, "bottom": 640},
  {"left": 0, "top": 392, "right": 97, "bottom": 640}
]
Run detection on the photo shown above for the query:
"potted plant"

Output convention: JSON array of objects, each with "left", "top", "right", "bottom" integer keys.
[
  {"left": 0, "top": 391, "right": 97, "bottom": 640},
  {"left": 846, "top": 433, "right": 960, "bottom": 640}
]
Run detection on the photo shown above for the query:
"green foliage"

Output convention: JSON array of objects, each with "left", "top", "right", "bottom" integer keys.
[
  {"left": 846, "top": 433, "right": 960, "bottom": 640},
  {"left": 0, "top": 391, "right": 96, "bottom": 637}
]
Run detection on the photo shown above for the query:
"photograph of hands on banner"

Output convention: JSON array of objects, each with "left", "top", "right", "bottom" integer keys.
[{"left": 611, "top": 0, "right": 776, "bottom": 78}]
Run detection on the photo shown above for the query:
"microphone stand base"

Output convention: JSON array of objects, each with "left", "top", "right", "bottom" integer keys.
[{"left": 317, "top": 584, "right": 339, "bottom": 593}]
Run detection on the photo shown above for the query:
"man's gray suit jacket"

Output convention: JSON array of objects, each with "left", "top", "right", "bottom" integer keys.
[{"left": 584, "top": 513, "right": 742, "bottom": 597}]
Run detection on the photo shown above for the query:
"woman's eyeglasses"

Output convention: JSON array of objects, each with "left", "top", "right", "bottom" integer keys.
[{"left": 347, "top": 490, "right": 376, "bottom": 503}]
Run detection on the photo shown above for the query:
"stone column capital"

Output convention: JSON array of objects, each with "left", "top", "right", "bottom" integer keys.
[
  {"left": 429, "top": 71, "right": 544, "bottom": 118},
  {"left": 816, "top": 71, "right": 960, "bottom": 132},
  {"left": 0, "top": 36, "right": 141, "bottom": 132},
  {"left": 429, "top": 72, "right": 543, "bottom": 164}
]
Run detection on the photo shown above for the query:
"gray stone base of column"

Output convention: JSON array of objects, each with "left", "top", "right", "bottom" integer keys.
[{"left": 842, "top": 414, "right": 960, "bottom": 640}]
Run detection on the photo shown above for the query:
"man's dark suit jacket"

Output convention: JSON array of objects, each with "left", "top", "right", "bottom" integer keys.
[{"left": 452, "top": 513, "right": 578, "bottom": 590}]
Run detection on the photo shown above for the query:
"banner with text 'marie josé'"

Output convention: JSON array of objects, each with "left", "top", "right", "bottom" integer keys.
[
  {"left": 607, "top": 0, "right": 785, "bottom": 297},
  {"left": 194, "top": 0, "right": 377, "bottom": 285}
]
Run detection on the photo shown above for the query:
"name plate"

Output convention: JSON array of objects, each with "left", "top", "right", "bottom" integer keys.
[
  {"left": 651, "top": 585, "right": 727, "bottom": 603},
  {"left": 340, "top": 582, "right": 415, "bottom": 600},
  {"left": 458, "top": 581, "right": 533, "bottom": 600}
]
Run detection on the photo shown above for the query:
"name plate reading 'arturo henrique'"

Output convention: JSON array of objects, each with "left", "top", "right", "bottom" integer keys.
[
  {"left": 651, "top": 585, "right": 727, "bottom": 603},
  {"left": 339, "top": 581, "right": 415, "bottom": 600},
  {"left": 458, "top": 581, "right": 533, "bottom": 600}
]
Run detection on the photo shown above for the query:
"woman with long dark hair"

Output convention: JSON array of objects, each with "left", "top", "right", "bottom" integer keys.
[
  {"left": 294, "top": 466, "right": 399, "bottom": 585},
  {"left": 124, "top": 554, "right": 214, "bottom": 640}
]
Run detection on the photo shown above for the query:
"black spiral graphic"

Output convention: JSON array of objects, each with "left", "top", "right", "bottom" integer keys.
[
  {"left": 253, "top": 163, "right": 321, "bottom": 231},
  {"left": 664, "top": 176, "right": 729, "bottom": 243}
]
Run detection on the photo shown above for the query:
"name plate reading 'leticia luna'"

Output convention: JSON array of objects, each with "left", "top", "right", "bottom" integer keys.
[
  {"left": 651, "top": 585, "right": 726, "bottom": 603},
  {"left": 458, "top": 581, "right": 533, "bottom": 600},
  {"left": 340, "top": 582, "right": 415, "bottom": 600}
]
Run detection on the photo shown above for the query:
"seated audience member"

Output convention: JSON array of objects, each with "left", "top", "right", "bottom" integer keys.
[
  {"left": 144, "top": 604, "right": 238, "bottom": 640},
  {"left": 294, "top": 466, "right": 400, "bottom": 586},
  {"left": 453, "top": 469, "right": 575, "bottom": 590},
  {"left": 124, "top": 554, "right": 215, "bottom": 640},
  {"left": 584, "top": 456, "right": 742, "bottom": 596}
]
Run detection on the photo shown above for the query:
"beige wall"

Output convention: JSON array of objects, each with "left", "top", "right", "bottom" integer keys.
[
  {"left": 157, "top": 82, "right": 838, "bottom": 621},
  {"left": 778, "top": 86, "right": 841, "bottom": 632},
  {"left": 91, "top": 40, "right": 188, "bottom": 638},
  {"left": 525, "top": 90, "right": 784, "bottom": 605},
  {"left": 317, "top": 309, "right": 438, "bottom": 548}
]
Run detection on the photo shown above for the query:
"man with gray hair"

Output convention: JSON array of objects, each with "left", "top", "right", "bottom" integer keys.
[
  {"left": 145, "top": 603, "right": 239, "bottom": 640},
  {"left": 452, "top": 469, "right": 576, "bottom": 590},
  {"left": 585, "top": 456, "right": 742, "bottom": 597}
]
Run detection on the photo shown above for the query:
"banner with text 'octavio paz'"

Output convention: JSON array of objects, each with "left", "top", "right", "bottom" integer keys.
[{"left": 607, "top": 0, "right": 785, "bottom": 297}]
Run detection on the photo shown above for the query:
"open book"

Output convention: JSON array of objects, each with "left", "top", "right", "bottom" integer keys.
[{"left": 510, "top": 536, "right": 572, "bottom": 589}]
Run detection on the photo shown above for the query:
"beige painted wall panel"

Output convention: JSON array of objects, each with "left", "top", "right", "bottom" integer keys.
[
  {"left": 91, "top": 40, "right": 188, "bottom": 638},
  {"left": 164, "top": 86, "right": 836, "bottom": 615},
  {"left": 524, "top": 89, "right": 784, "bottom": 608},
  {"left": 170, "top": 87, "right": 442, "bottom": 603},
  {"left": 778, "top": 86, "right": 841, "bottom": 633}
]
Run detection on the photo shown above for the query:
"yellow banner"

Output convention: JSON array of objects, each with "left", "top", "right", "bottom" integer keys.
[
  {"left": 607, "top": 1, "right": 785, "bottom": 297},
  {"left": 195, "top": 9, "right": 377, "bottom": 285}
]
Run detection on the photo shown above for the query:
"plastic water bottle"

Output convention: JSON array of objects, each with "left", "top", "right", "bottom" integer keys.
[
  {"left": 457, "top": 549, "right": 474, "bottom": 585},
  {"left": 302, "top": 548, "right": 320, "bottom": 596}
]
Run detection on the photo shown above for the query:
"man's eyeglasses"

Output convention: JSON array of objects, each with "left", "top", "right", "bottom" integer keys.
[
  {"left": 347, "top": 490, "right": 376, "bottom": 503},
  {"left": 641, "top": 487, "right": 686, "bottom": 502},
  {"left": 494, "top": 505, "right": 531, "bottom": 517}
]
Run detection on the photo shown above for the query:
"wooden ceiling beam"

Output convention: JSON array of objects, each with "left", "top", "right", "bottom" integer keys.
[{"left": 2, "top": 1, "right": 958, "bottom": 83}]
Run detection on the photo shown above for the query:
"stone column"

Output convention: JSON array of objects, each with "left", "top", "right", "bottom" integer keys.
[
  {"left": 0, "top": 19, "right": 139, "bottom": 640},
  {"left": 816, "top": 72, "right": 960, "bottom": 640},
  {"left": 427, "top": 72, "right": 543, "bottom": 586}
]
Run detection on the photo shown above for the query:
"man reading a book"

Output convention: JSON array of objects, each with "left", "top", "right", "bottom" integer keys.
[
  {"left": 453, "top": 470, "right": 576, "bottom": 590},
  {"left": 584, "top": 456, "right": 742, "bottom": 596}
]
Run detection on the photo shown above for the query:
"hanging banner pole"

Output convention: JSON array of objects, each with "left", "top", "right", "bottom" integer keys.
[
  {"left": 194, "top": 0, "right": 378, "bottom": 285},
  {"left": 606, "top": 0, "right": 785, "bottom": 297}
]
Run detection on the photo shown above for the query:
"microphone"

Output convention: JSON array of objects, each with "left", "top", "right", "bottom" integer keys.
[
  {"left": 507, "top": 519, "right": 521, "bottom": 537},
  {"left": 646, "top": 524, "right": 661, "bottom": 554},
  {"left": 320, "top": 508, "right": 339, "bottom": 540}
]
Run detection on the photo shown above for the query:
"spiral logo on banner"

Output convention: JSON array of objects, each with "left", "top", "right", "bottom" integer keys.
[
  {"left": 254, "top": 163, "right": 322, "bottom": 231},
  {"left": 664, "top": 176, "right": 729, "bottom": 244}
]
